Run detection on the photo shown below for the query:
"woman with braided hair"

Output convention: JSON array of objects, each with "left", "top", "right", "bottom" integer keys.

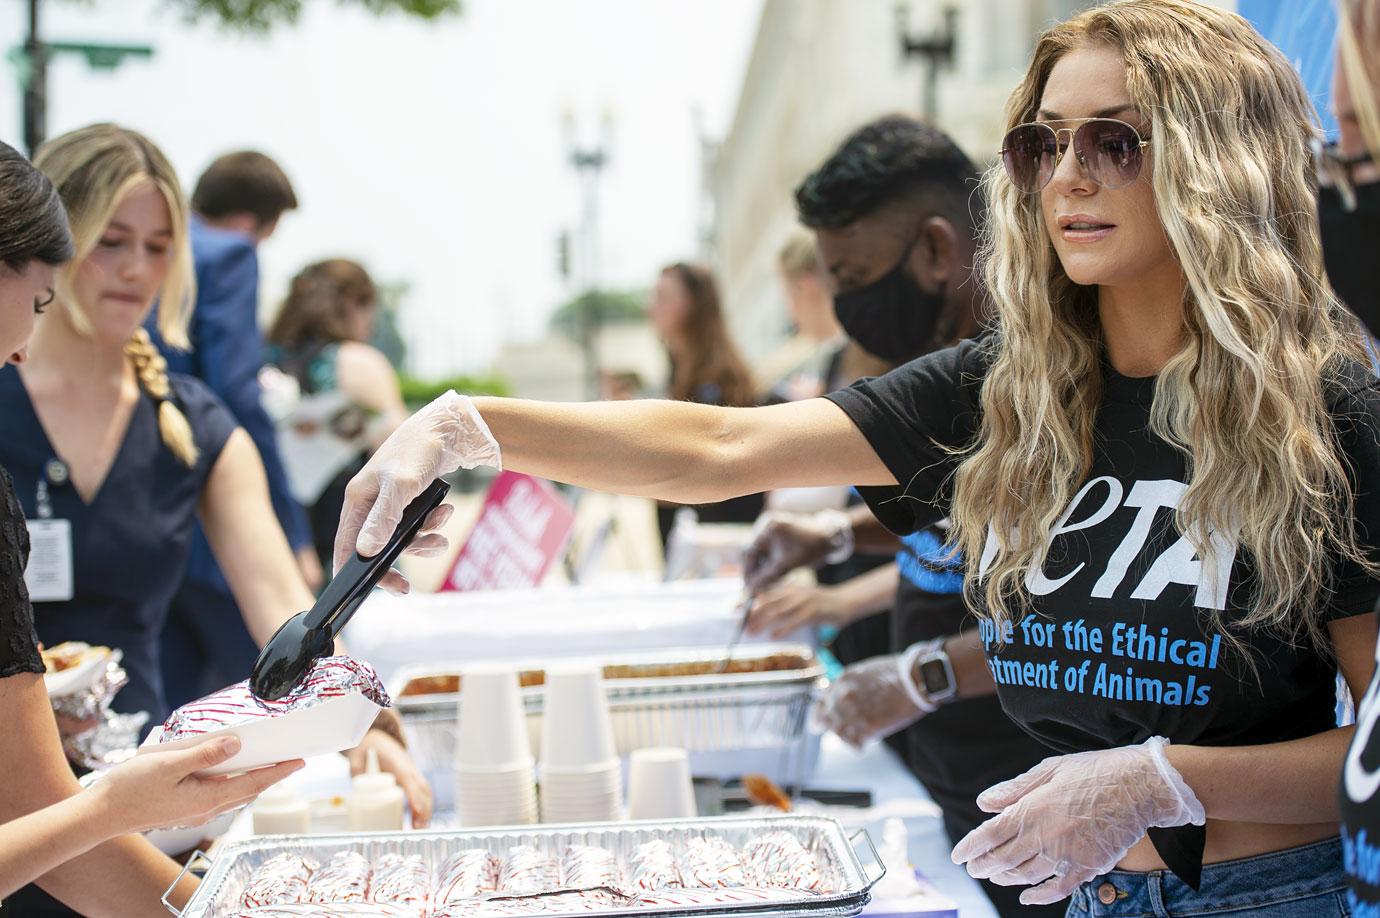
[{"left": 0, "top": 125, "right": 433, "bottom": 915}]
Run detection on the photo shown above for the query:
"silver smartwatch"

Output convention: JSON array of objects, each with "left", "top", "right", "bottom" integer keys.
[{"left": 900, "top": 638, "right": 957, "bottom": 711}]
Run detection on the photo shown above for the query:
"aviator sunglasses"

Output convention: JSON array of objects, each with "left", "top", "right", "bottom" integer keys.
[{"left": 1001, "top": 117, "right": 1150, "bottom": 193}]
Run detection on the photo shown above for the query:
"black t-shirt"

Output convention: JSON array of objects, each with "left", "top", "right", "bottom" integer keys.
[
  {"left": 891, "top": 576, "right": 1055, "bottom": 843},
  {"left": 0, "top": 465, "right": 43, "bottom": 679},
  {"left": 826, "top": 338, "right": 1380, "bottom": 884},
  {"left": 1341, "top": 624, "right": 1380, "bottom": 913}
]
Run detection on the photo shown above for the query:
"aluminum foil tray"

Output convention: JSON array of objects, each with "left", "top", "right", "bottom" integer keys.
[
  {"left": 167, "top": 815, "right": 882, "bottom": 918},
  {"left": 390, "top": 645, "right": 822, "bottom": 780},
  {"left": 391, "top": 644, "right": 824, "bottom": 705}
]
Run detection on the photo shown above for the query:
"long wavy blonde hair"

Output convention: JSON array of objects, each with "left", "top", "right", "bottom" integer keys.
[
  {"left": 949, "top": 0, "right": 1372, "bottom": 649},
  {"left": 35, "top": 124, "right": 200, "bottom": 466}
]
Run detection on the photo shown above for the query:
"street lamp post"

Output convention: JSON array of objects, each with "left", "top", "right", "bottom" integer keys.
[
  {"left": 562, "top": 108, "right": 614, "bottom": 400},
  {"left": 22, "top": 0, "right": 45, "bottom": 155},
  {"left": 895, "top": 3, "right": 959, "bottom": 124},
  {"left": 11, "top": 0, "right": 155, "bottom": 155}
]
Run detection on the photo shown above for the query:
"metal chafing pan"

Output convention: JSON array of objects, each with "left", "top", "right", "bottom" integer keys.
[
  {"left": 389, "top": 644, "right": 824, "bottom": 762},
  {"left": 390, "top": 644, "right": 825, "bottom": 705},
  {"left": 165, "top": 815, "right": 883, "bottom": 918}
]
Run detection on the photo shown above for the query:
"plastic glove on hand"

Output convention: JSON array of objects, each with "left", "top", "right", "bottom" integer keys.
[
  {"left": 950, "top": 736, "right": 1204, "bottom": 906},
  {"left": 742, "top": 510, "right": 851, "bottom": 594},
  {"left": 810, "top": 650, "right": 930, "bottom": 749},
  {"left": 746, "top": 582, "right": 847, "bottom": 639},
  {"left": 333, "top": 391, "right": 496, "bottom": 592}
]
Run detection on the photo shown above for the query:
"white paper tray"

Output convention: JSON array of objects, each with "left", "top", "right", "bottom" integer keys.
[{"left": 140, "top": 692, "right": 381, "bottom": 776}]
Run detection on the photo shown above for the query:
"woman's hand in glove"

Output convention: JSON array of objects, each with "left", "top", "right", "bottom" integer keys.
[
  {"left": 811, "top": 647, "right": 933, "bottom": 749},
  {"left": 334, "top": 391, "right": 497, "bottom": 593},
  {"left": 746, "top": 582, "right": 851, "bottom": 639},
  {"left": 742, "top": 510, "right": 853, "bottom": 594},
  {"left": 950, "top": 737, "right": 1205, "bottom": 906}
]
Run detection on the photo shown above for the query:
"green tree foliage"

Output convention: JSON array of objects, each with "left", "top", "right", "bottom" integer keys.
[
  {"left": 398, "top": 371, "right": 510, "bottom": 409},
  {"left": 164, "top": 0, "right": 461, "bottom": 32},
  {"left": 549, "top": 288, "right": 646, "bottom": 340}
]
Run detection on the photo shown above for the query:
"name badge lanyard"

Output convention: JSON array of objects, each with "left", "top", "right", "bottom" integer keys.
[{"left": 24, "top": 458, "right": 75, "bottom": 602}]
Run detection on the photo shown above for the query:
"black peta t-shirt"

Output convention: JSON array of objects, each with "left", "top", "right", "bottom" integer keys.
[
  {"left": 1344, "top": 653, "right": 1380, "bottom": 916},
  {"left": 826, "top": 338, "right": 1380, "bottom": 885}
]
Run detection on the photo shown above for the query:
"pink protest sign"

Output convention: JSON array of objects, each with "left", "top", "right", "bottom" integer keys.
[{"left": 441, "top": 472, "right": 576, "bottom": 592}]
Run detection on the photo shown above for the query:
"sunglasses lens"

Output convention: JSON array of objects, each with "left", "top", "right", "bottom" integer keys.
[
  {"left": 1077, "top": 120, "right": 1144, "bottom": 188},
  {"left": 1002, "top": 124, "right": 1057, "bottom": 192}
]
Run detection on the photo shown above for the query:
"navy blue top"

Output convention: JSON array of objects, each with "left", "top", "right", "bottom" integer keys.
[
  {"left": 149, "top": 217, "right": 311, "bottom": 595},
  {"left": 0, "top": 366, "right": 237, "bottom": 723}
]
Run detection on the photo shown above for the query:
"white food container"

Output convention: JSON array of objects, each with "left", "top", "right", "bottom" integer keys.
[{"left": 139, "top": 692, "right": 381, "bottom": 776}]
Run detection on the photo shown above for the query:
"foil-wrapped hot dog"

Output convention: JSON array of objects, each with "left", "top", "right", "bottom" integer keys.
[
  {"left": 160, "top": 656, "right": 390, "bottom": 742},
  {"left": 241, "top": 853, "right": 318, "bottom": 908},
  {"left": 434, "top": 849, "right": 501, "bottom": 904}
]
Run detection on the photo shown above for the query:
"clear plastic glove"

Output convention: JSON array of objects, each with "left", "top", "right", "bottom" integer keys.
[
  {"left": 811, "top": 648, "right": 931, "bottom": 749},
  {"left": 95, "top": 736, "right": 304, "bottom": 834},
  {"left": 334, "top": 391, "right": 497, "bottom": 592},
  {"left": 746, "top": 582, "right": 850, "bottom": 639},
  {"left": 950, "top": 736, "right": 1205, "bottom": 906},
  {"left": 742, "top": 510, "right": 853, "bottom": 594}
]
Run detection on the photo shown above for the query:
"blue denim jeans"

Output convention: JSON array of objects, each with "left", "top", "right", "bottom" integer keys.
[{"left": 1064, "top": 837, "right": 1348, "bottom": 917}]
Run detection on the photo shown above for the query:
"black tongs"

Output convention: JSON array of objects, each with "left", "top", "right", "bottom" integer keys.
[{"left": 249, "top": 478, "right": 451, "bottom": 701}]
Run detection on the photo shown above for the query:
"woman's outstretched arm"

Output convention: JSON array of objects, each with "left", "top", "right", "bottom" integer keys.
[{"left": 335, "top": 393, "right": 895, "bottom": 589}]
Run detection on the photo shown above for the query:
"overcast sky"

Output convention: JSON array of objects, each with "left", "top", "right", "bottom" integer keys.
[{"left": 0, "top": 0, "right": 763, "bottom": 378}]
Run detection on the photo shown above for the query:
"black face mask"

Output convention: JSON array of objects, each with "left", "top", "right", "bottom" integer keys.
[
  {"left": 1319, "top": 181, "right": 1380, "bottom": 338},
  {"left": 832, "top": 241, "right": 947, "bottom": 365}
]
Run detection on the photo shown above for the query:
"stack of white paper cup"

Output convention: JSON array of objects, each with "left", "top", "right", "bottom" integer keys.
[
  {"left": 538, "top": 666, "right": 623, "bottom": 822},
  {"left": 626, "top": 747, "right": 697, "bottom": 820},
  {"left": 454, "top": 666, "right": 538, "bottom": 826}
]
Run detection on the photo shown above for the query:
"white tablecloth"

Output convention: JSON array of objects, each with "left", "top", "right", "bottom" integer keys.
[
  {"left": 809, "top": 734, "right": 995, "bottom": 918},
  {"left": 343, "top": 579, "right": 810, "bottom": 687}
]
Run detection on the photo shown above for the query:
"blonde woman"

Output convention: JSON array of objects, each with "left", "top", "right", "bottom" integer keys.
[
  {"left": 0, "top": 124, "right": 431, "bottom": 915},
  {"left": 341, "top": 2, "right": 1379, "bottom": 914},
  {"left": 0, "top": 135, "right": 307, "bottom": 916}
]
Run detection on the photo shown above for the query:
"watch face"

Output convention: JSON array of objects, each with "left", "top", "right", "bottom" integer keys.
[{"left": 920, "top": 658, "right": 952, "bottom": 695}]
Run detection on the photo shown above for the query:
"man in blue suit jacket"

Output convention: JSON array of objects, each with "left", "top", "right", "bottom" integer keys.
[{"left": 153, "top": 151, "right": 318, "bottom": 708}]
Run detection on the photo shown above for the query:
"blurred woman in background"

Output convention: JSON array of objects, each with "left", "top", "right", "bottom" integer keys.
[
  {"left": 647, "top": 262, "right": 763, "bottom": 548},
  {"left": 0, "top": 124, "right": 302, "bottom": 732},
  {"left": 0, "top": 133, "right": 304, "bottom": 916},
  {"left": 760, "top": 232, "right": 848, "bottom": 403},
  {"left": 0, "top": 127, "right": 430, "bottom": 916},
  {"left": 265, "top": 258, "right": 408, "bottom": 573}
]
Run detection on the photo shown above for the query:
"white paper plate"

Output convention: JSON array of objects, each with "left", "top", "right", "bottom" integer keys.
[
  {"left": 139, "top": 693, "right": 382, "bottom": 776},
  {"left": 43, "top": 646, "right": 112, "bottom": 698}
]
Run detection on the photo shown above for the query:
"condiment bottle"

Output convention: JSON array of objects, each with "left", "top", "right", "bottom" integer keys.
[
  {"left": 252, "top": 783, "right": 310, "bottom": 835},
  {"left": 346, "top": 747, "right": 405, "bottom": 831}
]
